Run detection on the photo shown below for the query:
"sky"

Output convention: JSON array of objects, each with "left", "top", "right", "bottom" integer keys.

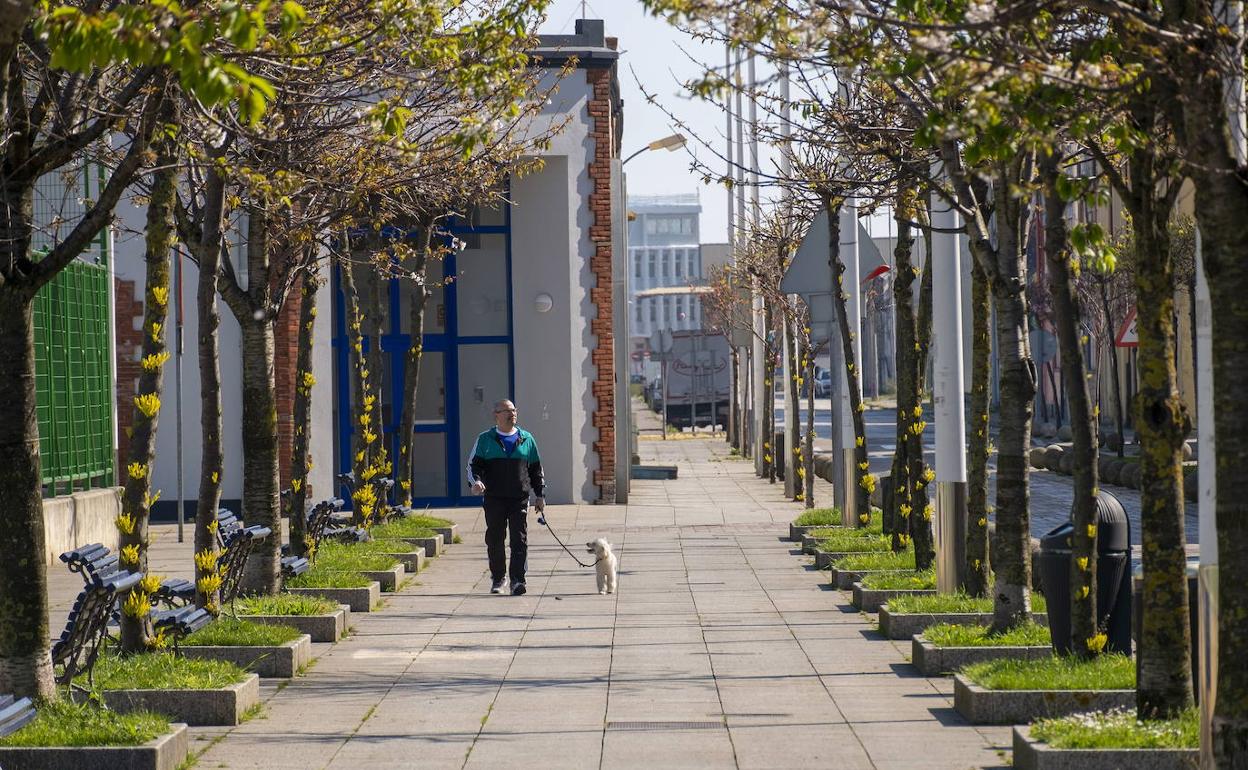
[{"left": 539, "top": 0, "right": 735, "bottom": 245}]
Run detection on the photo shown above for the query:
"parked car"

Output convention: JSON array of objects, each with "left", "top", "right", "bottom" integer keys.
[
  {"left": 646, "top": 378, "right": 664, "bottom": 412},
  {"left": 813, "top": 368, "right": 832, "bottom": 398}
]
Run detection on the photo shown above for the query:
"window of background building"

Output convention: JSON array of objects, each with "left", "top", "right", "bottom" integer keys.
[
  {"left": 681, "top": 217, "right": 693, "bottom": 235},
  {"left": 674, "top": 255, "right": 683, "bottom": 278},
  {"left": 648, "top": 249, "right": 656, "bottom": 280},
  {"left": 649, "top": 299, "right": 656, "bottom": 323},
  {"left": 645, "top": 218, "right": 657, "bottom": 235},
  {"left": 633, "top": 252, "right": 642, "bottom": 279}
]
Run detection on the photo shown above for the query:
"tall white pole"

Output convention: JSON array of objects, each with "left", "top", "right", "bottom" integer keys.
[
  {"left": 781, "top": 64, "right": 798, "bottom": 497},
  {"left": 837, "top": 199, "right": 861, "bottom": 523},
  {"left": 735, "top": 51, "right": 750, "bottom": 457},
  {"left": 725, "top": 41, "right": 737, "bottom": 447},
  {"left": 931, "top": 171, "right": 968, "bottom": 592},
  {"left": 749, "top": 54, "right": 766, "bottom": 477},
  {"left": 1201, "top": 4, "right": 1239, "bottom": 762},
  {"left": 174, "top": 250, "right": 185, "bottom": 543}
]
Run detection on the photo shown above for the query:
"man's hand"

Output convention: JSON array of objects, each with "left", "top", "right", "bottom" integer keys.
[
  {"left": 533, "top": 496, "right": 545, "bottom": 513},
  {"left": 471, "top": 480, "right": 485, "bottom": 495}
]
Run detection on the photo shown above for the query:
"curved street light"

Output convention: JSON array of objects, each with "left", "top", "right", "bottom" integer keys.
[{"left": 622, "top": 133, "right": 687, "bottom": 165}]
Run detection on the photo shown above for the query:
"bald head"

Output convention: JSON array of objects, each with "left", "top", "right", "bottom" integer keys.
[{"left": 494, "top": 399, "right": 517, "bottom": 432}]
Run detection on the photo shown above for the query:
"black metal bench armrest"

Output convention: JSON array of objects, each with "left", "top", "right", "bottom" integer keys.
[
  {"left": 152, "top": 606, "right": 212, "bottom": 639},
  {"left": 281, "top": 556, "right": 311, "bottom": 578},
  {"left": 0, "top": 696, "right": 36, "bottom": 738},
  {"left": 153, "top": 578, "right": 195, "bottom": 607}
]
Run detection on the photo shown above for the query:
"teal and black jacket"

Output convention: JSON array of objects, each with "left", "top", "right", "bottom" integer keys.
[{"left": 466, "top": 427, "right": 544, "bottom": 499}]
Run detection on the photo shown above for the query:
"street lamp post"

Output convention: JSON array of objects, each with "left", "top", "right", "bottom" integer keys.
[{"left": 622, "top": 133, "right": 687, "bottom": 166}]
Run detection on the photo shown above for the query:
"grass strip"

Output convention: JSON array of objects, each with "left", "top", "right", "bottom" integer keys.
[
  {"left": 815, "top": 535, "right": 891, "bottom": 554},
  {"left": 314, "top": 544, "right": 400, "bottom": 572},
  {"left": 962, "top": 653, "right": 1135, "bottom": 691},
  {"left": 0, "top": 699, "right": 169, "bottom": 747},
  {"left": 371, "top": 522, "right": 436, "bottom": 540},
  {"left": 337, "top": 538, "right": 417, "bottom": 555},
  {"left": 286, "top": 567, "right": 372, "bottom": 589},
  {"left": 86, "top": 652, "right": 248, "bottom": 690},
  {"left": 887, "top": 591, "right": 1048, "bottom": 614},
  {"left": 834, "top": 549, "right": 916, "bottom": 571},
  {"left": 924, "top": 621, "right": 1050, "bottom": 648},
  {"left": 235, "top": 593, "right": 337, "bottom": 616},
  {"left": 860, "top": 569, "right": 935, "bottom": 590},
  {"left": 184, "top": 617, "right": 302, "bottom": 647},
  {"left": 794, "top": 508, "right": 841, "bottom": 527},
  {"left": 1030, "top": 708, "right": 1198, "bottom": 750}
]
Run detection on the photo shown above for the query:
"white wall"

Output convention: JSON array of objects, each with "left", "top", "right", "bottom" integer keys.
[{"left": 112, "top": 197, "right": 335, "bottom": 516}]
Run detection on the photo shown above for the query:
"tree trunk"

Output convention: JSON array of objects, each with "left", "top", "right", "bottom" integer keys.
[
  {"left": 1100, "top": 282, "right": 1126, "bottom": 458},
  {"left": 362, "top": 255, "right": 388, "bottom": 479},
  {"left": 286, "top": 267, "right": 319, "bottom": 557},
  {"left": 765, "top": 300, "right": 777, "bottom": 483},
  {"left": 1041, "top": 156, "right": 1100, "bottom": 658},
  {"left": 1125, "top": 152, "right": 1193, "bottom": 717},
  {"left": 786, "top": 312, "right": 801, "bottom": 500},
  {"left": 965, "top": 259, "right": 993, "bottom": 598},
  {"left": 909, "top": 218, "right": 935, "bottom": 565},
  {"left": 339, "top": 253, "right": 382, "bottom": 526},
  {"left": 987, "top": 157, "right": 1037, "bottom": 632},
  {"left": 193, "top": 171, "right": 226, "bottom": 612},
  {"left": 396, "top": 226, "right": 433, "bottom": 508},
  {"left": 239, "top": 315, "right": 281, "bottom": 593},
  {"left": 0, "top": 284, "right": 55, "bottom": 699},
  {"left": 804, "top": 336, "right": 816, "bottom": 508},
  {"left": 889, "top": 183, "right": 919, "bottom": 548},
  {"left": 823, "top": 196, "right": 873, "bottom": 527},
  {"left": 118, "top": 105, "right": 178, "bottom": 652}
]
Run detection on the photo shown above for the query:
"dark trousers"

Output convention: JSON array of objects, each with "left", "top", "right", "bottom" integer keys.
[{"left": 484, "top": 496, "right": 528, "bottom": 582}]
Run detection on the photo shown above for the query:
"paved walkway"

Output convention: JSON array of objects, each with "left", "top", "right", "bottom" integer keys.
[{"left": 156, "top": 435, "right": 1010, "bottom": 769}]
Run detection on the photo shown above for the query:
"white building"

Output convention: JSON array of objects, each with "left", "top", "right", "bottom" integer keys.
[{"left": 627, "top": 194, "right": 706, "bottom": 374}]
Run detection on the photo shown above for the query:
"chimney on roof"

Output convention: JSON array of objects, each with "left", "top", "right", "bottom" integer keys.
[
  {"left": 575, "top": 18, "right": 605, "bottom": 46},
  {"left": 606, "top": 36, "right": 618, "bottom": 50}
]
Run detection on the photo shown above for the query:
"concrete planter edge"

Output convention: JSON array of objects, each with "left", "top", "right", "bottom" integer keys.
[{"left": 0, "top": 723, "right": 188, "bottom": 770}]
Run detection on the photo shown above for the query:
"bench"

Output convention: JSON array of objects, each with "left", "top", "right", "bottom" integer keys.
[
  {"left": 338, "top": 472, "right": 403, "bottom": 523},
  {"left": 214, "top": 510, "right": 272, "bottom": 606},
  {"left": 0, "top": 695, "right": 36, "bottom": 738},
  {"left": 61, "top": 544, "right": 193, "bottom": 609},
  {"left": 52, "top": 569, "right": 142, "bottom": 689}
]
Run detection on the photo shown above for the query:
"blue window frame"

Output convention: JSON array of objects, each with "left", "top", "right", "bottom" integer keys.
[{"left": 332, "top": 198, "right": 514, "bottom": 507}]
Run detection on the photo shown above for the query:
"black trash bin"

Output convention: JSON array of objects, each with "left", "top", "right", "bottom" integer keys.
[{"left": 1036, "top": 491, "right": 1133, "bottom": 655}]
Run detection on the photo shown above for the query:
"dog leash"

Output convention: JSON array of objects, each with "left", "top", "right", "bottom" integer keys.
[{"left": 536, "top": 511, "right": 600, "bottom": 568}]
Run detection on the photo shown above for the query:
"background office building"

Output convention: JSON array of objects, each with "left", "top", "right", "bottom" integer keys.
[{"left": 627, "top": 194, "right": 707, "bottom": 375}]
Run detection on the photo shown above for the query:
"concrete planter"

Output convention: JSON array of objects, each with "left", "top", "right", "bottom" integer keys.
[
  {"left": 953, "top": 675, "right": 1135, "bottom": 725},
  {"left": 433, "top": 525, "right": 458, "bottom": 545},
  {"left": 382, "top": 549, "right": 424, "bottom": 573},
  {"left": 100, "top": 674, "right": 259, "bottom": 726},
  {"left": 790, "top": 523, "right": 824, "bottom": 542},
  {"left": 285, "top": 583, "right": 380, "bottom": 612},
  {"left": 401, "top": 535, "right": 442, "bottom": 558},
  {"left": 801, "top": 535, "right": 819, "bottom": 554},
  {"left": 911, "top": 636, "right": 1053, "bottom": 676},
  {"left": 182, "top": 634, "right": 312, "bottom": 678},
  {"left": 404, "top": 531, "right": 444, "bottom": 556},
  {"left": 1012, "top": 725, "right": 1198, "bottom": 770},
  {"left": 816, "top": 550, "right": 889, "bottom": 570},
  {"left": 240, "top": 607, "right": 348, "bottom": 642},
  {"left": 332, "top": 564, "right": 403, "bottom": 591},
  {"left": 877, "top": 608, "right": 1049, "bottom": 640},
  {"left": 851, "top": 582, "right": 936, "bottom": 613},
  {"left": 0, "top": 723, "right": 188, "bottom": 770}
]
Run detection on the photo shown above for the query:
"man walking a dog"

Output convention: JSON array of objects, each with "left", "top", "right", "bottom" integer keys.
[{"left": 467, "top": 399, "right": 544, "bottom": 596}]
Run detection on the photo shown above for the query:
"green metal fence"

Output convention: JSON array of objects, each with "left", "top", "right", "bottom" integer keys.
[{"left": 32, "top": 164, "right": 115, "bottom": 495}]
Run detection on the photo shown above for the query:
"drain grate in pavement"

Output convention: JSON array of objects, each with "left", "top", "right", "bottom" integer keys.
[{"left": 607, "top": 721, "right": 724, "bottom": 731}]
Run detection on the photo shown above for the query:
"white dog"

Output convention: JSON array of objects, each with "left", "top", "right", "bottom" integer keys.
[{"left": 585, "top": 538, "right": 618, "bottom": 594}]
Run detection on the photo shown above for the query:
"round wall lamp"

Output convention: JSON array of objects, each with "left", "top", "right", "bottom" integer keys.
[{"left": 534, "top": 293, "right": 554, "bottom": 313}]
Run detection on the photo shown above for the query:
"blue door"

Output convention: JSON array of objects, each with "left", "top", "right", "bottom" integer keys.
[{"left": 332, "top": 202, "right": 513, "bottom": 506}]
